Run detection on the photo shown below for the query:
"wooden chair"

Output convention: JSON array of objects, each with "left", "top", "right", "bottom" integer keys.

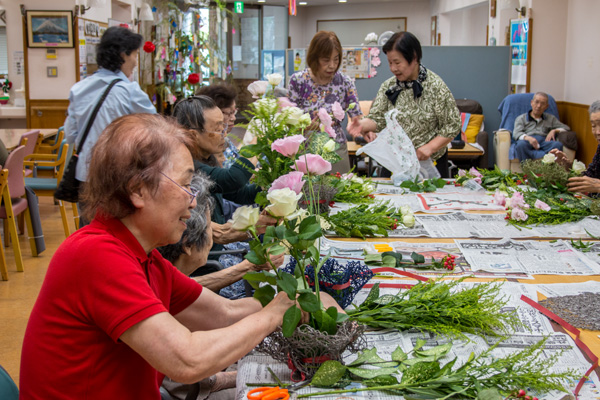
[
  {"left": 19, "top": 130, "right": 41, "bottom": 177},
  {"left": 24, "top": 140, "right": 75, "bottom": 237},
  {"left": 0, "top": 146, "right": 37, "bottom": 275},
  {"left": 36, "top": 126, "right": 64, "bottom": 155},
  {"left": 0, "top": 170, "right": 9, "bottom": 281}
]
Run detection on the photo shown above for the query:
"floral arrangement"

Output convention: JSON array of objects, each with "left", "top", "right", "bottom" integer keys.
[
  {"left": 303, "top": 336, "right": 577, "bottom": 399},
  {"left": 454, "top": 166, "right": 524, "bottom": 191},
  {"left": 521, "top": 153, "right": 585, "bottom": 191}
]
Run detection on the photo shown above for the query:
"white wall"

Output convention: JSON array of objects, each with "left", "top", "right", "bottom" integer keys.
[
  {"left": 528, "top": 0, "right": 567, "bottom": 99},
  {"left": 289, "top": 1, "right": 430, "bottom": 49},
  {"left": 563, "top": 0, "right": 600, "bottom": 105},
  {"left": 444, "top": 3, "right": 488, "bottom": 45}
]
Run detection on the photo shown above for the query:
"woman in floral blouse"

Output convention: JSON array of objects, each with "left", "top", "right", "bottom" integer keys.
[
  {"left": 348, "top": 31, "right": 460, "bottom": 178},
  {"left": 288, "top": 31, "right": 362, "bottom": 174}
]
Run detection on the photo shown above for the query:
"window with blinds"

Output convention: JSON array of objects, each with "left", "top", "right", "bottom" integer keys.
[{"left": 0, "top": 26, "right": 8, "bottom": 75}]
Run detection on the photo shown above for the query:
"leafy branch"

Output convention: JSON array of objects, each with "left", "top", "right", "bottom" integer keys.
[{"left": 399, "top": 177, "right": 447, "bottom": 193}]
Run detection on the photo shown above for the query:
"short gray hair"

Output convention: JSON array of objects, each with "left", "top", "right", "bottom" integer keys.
[
  {"left": 534, "top": 92, "right": 549, "bottom": 102},
  {"left": 590, "top": 100, "right": 600, "bottom": 115},
  {"left": 158, "top": 172, "right": 214, "bottom": 264}
]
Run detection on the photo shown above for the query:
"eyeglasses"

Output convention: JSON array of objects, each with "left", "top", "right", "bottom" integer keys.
[
  {"left": 160, "top": 172, "right": 199, "bottom": 204},
  {"left": 205, "top": 123, "right": 228, "bottom": 135},
  {"left": 222, "top": 108, "right": 238, "bottom": 118}
]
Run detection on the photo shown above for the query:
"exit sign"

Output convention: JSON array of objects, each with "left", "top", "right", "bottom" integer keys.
[{"left": 234, "top": 1, "right": 244, "bottom": 13}]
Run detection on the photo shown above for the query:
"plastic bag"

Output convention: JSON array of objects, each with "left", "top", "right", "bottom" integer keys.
[
  {"left": 356, "top": 109, "right": 419, "bottom": 181},
  {"left": 419, "top": 159, "right": 441, "bottom": 179}
]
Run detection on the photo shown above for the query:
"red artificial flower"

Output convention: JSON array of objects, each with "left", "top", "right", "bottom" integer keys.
[
  {"left": 187, "top": 73, "right": 200, "bottom": 84},
  {"left": 368, "top": 194, "right": 375, "bottom": 199},
  {"left": 143, "top": 41, "right": 156, "bottom": 53}
]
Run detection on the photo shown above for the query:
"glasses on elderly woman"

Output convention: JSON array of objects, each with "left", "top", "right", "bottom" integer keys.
[
  {"left": 205, "top": 123, "right": 228, "bottom": 136},
  {"left": 222, "top": 107, "right": 238, "bottom": 118},
  {"left": 160, "top": 172, "right": 199, "bottom": 204}
]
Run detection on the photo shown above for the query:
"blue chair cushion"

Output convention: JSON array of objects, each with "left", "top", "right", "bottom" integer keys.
[
  {"left": 25, "top": 177, "right": 58, "bottom": 191},
  {"left": 0, "top": 365, "right": 18, "bottom": 400}
]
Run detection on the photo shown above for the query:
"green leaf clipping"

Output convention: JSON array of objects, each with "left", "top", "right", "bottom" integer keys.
[
  {"left": 312, "top": 360, "right": 347, "bottom": 388},
  {"left": 282, "top": 305, "right": 302, "bottom": 337}
]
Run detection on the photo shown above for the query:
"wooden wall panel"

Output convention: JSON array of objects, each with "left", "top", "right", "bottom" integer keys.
[
  {"left": 557, "top": 101, "right": 594, "bottom": 165},
  {"left": 28, "top": 100, "right": 70, "bottom": 130}
]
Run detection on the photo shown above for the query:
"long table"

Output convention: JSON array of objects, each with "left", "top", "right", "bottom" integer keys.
[{"left": 0, "top": 128, "right": 58, "bottom": 150}]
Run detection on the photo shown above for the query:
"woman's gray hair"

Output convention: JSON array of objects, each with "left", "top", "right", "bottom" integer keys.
[
  {"left": 589, "top": 101, "right": 600, "bottom": 115},
  {"left": 158, "top": 172, "right": 214, "bottom": 264}
]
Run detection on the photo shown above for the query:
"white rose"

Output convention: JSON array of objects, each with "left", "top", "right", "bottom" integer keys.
[
  {"left": 351, "top": 176, "right": 364, "bottom": 184},
  {"left": 247, "top": 80, "right": 269, "bottom": 98},
  {"left": 298, "top": 113, "right": 312, "bottom": 129},
  {"left": 402, "top": 214, "right": 415, "bottom": 228},
  {"left": 284, "top": 106, "right": 304, "bottom": 126},
  {"left": 364, "top": 183, "right": 376, "bottom": 193},
  {"left": 400, "top": 205, "right": 412, "bottom": 216},
  {"left": 323, "top": 139, "right": 336, "bottom": 152},
  {"left": 541, "top": 153, "right": 556, "bottom": 164},
  {"left": 266, "top": 73, "right": 283, "bottom": 86},
  {"left": 266, "top": 188, "right": 302, "bottom": 217},
  {"left": 228, "top": 205, "right": 260, "bottom": 231},
  {"left": 572, "top": 159, "right": 586, "bottom": 174}
]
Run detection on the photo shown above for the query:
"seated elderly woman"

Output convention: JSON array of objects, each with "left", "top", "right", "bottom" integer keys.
[
  {"left": 158, "top": 173, "right": 283, "bottom": 293},
  {"left": 19, "top": 113, "right": 307, "bottom": 398},
  {"left": 172, "top": 95, "right": 276, "bottom": 271},
  {"left": 551, "top": 100, "right": 600, "bottom": 195}
]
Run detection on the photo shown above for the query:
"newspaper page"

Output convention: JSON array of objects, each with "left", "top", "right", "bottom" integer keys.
[
  {"left": 533, "top": 216, "right": 600, "bottom": 238},
  {"left": 535, "top": 281, "right": 600, "bottom": 297},
  {"left": 456, "top": 239, "right": 600, "bottom": 276},
  {"left": 373, "top": 180, "right": 457, "bottom": 195},
  {"left": 413, "top": 192, "right": 507, "bottom": 212},
  {"left": 417, "top": 211, "right": 538, "bottom": 238}
]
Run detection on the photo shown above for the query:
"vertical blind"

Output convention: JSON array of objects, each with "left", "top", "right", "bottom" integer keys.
[{"left": 0, "top": 27, "right": 8, "bottom": 75}]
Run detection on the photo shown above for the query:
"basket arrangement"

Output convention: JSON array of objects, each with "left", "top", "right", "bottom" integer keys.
[
  {"left": 282, "top": 257, "right": 374, "bottom": 309},
  {"left": 256, "top": 320, "right": 366, "bottom": 380}
]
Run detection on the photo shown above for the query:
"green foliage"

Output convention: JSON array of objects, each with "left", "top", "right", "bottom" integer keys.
[
  {"left": 399, "top": 177, "right": 447, "bottom": 193},
  {"left": 325, "top": 202, "right": 408, "bottom": 239},
  {"left": 455, "top": 165, "right": 524, "bottom": 191},
  {"left": 347, "top": 278, "right": 523, "bottom": 339},
  {"left": 298, "top": 337, "right": 577, "bottom": 399},
  {"left": 305, "top": 132, "right": 342, "bottom": 164},
  {"left": 325, "top": 174, "right": 376, "bottom": 204},
  {"left": 509, "top": 188, "right": 594, "bottom": 227},
  {"left": 521, "top": 159, "right": 571, "bottom": 191}
]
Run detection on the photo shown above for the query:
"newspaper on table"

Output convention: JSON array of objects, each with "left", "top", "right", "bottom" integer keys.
[
  {"left": 535, "top": 281, "right": 600, "bottom": 298},
  {"left": 532, "top": 216, "right": 600, "bottom": 238},
  {"left": 417, "top": 211, "right": 537, "bottom": 238},
  {"left": 236, "top": 281, "right": 599, "bottom": 400},
  {"left": 373, "top": 180, "right": 457, "bottom": 195},
  {"left": 456, "top": 238, "right": 600, "bottom": 276},
  {"left": 408, "top": 191, "right": 506, "bottom": 212}
]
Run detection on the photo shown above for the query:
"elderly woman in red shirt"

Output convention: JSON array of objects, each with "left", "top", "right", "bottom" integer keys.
[{"left": 19, "top": 114, "right": 307, "bottom": 399}]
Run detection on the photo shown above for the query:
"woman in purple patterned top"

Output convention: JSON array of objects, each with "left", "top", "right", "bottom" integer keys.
[{"left": 288, "top": 31, "right": 362, "bottom": 173}]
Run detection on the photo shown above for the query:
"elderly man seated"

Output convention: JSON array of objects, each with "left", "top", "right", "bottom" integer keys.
[{"left": 512, "top": 92, "right": 570, "bottom": 161}]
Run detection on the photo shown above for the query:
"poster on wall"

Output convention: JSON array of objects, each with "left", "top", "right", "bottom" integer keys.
[
  {"left": 510, "top": 19, "right": 529, "bottom": 86},
  {"left": 341, "top": 47, "right": 371, "bottom": 79},
  {"left": 292, "top": 49, "right": 306, "bottom": 72}
]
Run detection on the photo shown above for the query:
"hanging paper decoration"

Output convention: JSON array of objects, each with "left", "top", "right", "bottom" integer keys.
[
  {"left": 143, "top": 41, "right": 156, "bottom": 53},
  {"left": 289, "top": 0, "right": 296, "bottom": 16}
]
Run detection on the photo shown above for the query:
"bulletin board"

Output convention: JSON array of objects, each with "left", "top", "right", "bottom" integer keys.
[
  {"left": 509, "top": 18, "right": 532, "bottom": 92},
  {"left": 75, "top": 17, "right": 107, "bottom": 80}
]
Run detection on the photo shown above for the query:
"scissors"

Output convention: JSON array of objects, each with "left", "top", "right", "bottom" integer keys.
[{"left": 247, "top": 380, "right": 311, "bottom": 400}]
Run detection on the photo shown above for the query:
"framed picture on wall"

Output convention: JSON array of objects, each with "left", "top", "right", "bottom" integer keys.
[{"left": 26, "top": 10, "right": 74, "bottom": 48}]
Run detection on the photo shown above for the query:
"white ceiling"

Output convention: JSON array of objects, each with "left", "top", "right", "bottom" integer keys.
[{"left": 225, "top": 0, "right": 408, "bottom": 7}]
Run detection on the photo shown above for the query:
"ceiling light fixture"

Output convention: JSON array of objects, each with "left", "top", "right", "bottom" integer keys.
[
  {"left": 258, "top": 0, "right": 266, "bottom": 2},
  {"left": 339, "top": 0, "right": 347, "bottom": 3},
  {"left": 299, "top": 1, "right": 307, "bottom": 4}
]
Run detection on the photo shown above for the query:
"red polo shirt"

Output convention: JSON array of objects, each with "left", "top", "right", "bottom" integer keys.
[{"left": 20, "top": 215, "right": 202, "bottom": 399}]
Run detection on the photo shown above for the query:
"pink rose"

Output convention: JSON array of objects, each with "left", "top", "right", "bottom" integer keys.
[
  {"left": 269, "top": 171, "right": 305, "bottom": 195},
  {"left": 511, "top": 207, "right": 528, "bottom": 221},
  {"left": 509, "top": 192, "right": 527, "bottom": 209},
  {"left": 293, "top": 153, "right": 332, "bottom": 175},
  {"left": 457, "top": 169, "right": 466, "bottom": 177},
  {"left": 493, "top": 190, "right": 506, "bottom": 206},
  {"left": 277, "top": 96, "right": 296, "bottom": 110},
  {"left": 474, "top": 177, "right": 482, "bottom": 184},
  {"left": 271, "top": 135, "right": 305, "bottom": 157},
  {"left": 332, "top": 101, "right": 345, "bottom": 121},
  {"left": 324, "top": 125, "right": 336, "bottom": 138},
  {"left": 468, "top": 167, "right": 483, "bottom": 178},
  {"left": 318, "top": 108, "right": 333, "bottom": 128},
  {"left": 534, "top": 199, "right": 551, "bottom": 211}
]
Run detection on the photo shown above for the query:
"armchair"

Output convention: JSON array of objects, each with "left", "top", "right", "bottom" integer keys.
[
  {"left": 453, "top": 98, "right": 488, "bottom": 169},
  {"left": 494, "top": 93, "right": 577, "bottom": 172}
]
